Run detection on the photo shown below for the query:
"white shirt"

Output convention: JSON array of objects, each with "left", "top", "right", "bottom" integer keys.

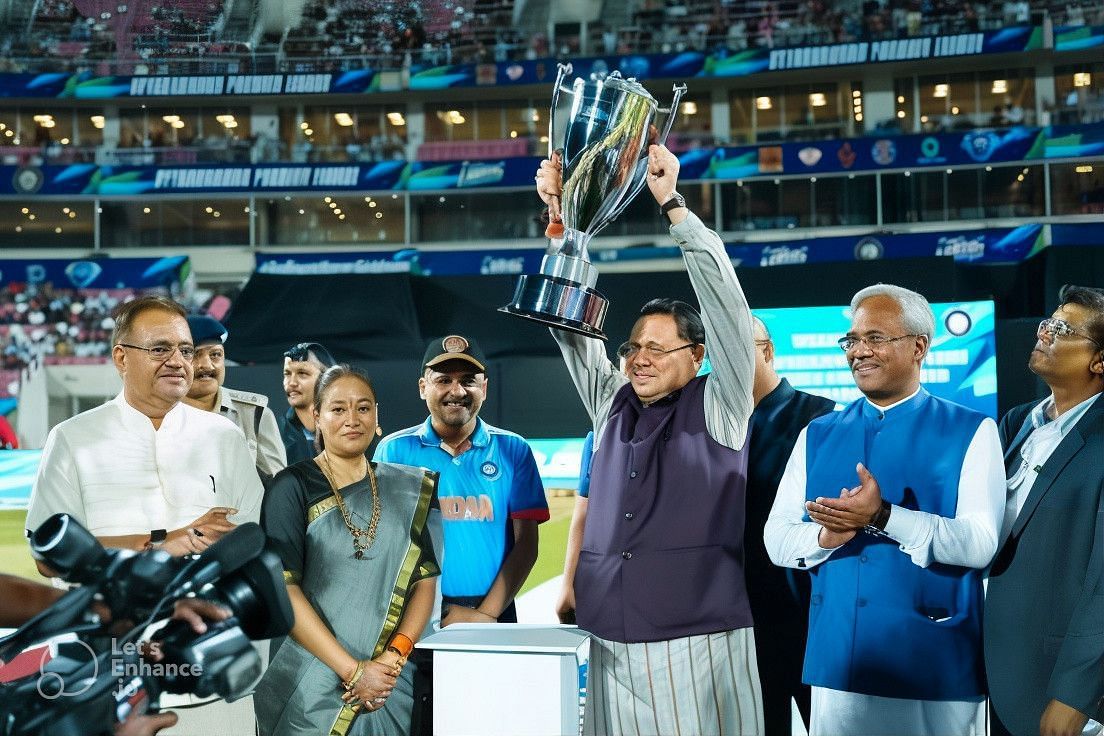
[
  {"left": 1001, "top": 393, "right": 1099, "bottom": 547},
  {"left": 26, "top": 394, "right": 263, "bottom": 537},
  {"left": 764, "top": 390, "right": 1006, "bottom": 572}
]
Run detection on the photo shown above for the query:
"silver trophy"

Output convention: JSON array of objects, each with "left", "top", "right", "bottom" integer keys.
[{"left": 500, "top": 63, "right": 686, "bottom": 339}]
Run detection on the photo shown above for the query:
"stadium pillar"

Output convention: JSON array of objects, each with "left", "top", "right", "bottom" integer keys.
[
  {"left": 710, "top": 87, "right": 730, "bottom": 144},
  {"left": 860, "top": 68, "right": 897, "bottom": 132},
  {"left": 102, "top": 104, "right": 121, "bottom": 151},
  {"left": 1033, "top": 60, "right": 1056, "bottom": 126},
  {"left": 251, "top": 104, "right": 280, "bottom": 163},
  {"left": 406, "top": 101, "right": 425, "bottom": 162}
]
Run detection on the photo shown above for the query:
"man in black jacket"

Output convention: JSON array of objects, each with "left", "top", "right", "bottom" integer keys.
[
  {"left": 985, "top": 284, "right": 1104, "bottom": 736},
  {"left": 745, "top": 316, "right": 834, "bottom": 736}
]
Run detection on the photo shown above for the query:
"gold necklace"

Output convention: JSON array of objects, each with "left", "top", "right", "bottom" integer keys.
[{"left": 321, "top": 451, "right": 381, "bottom": 559}]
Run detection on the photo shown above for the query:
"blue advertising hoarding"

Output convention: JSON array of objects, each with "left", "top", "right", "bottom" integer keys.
[
  {"left": 4, "top": 123, "right": 1102, "bottom": 197},
  {"left": 256, "top": 223, "right": 1048, "bottom": 280},
  {"left": 0, "top": 256, "right": 189, "bottom": 288}
]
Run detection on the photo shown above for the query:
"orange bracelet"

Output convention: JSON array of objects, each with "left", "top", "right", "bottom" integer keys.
[{"left": 388, "top": 633, "right": 414, "bottom": 658}]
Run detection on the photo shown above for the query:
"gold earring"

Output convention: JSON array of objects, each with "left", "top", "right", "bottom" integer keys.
[{"left": 375, "top": 426, "right": 383, "bottom": 437}]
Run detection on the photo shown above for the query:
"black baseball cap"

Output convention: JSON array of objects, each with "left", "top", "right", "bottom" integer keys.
[
  {"left": 422, "top": 335, "right": 487, "bottom": 373},
  {"left": 187, "top": 315, "right": 227, "bottom": 346},
  {"left": 283, "top": 341, "right": 336, "bottom": 368}
]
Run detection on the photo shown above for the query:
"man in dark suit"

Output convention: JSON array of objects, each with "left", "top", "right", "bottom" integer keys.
[
  {"left": 745, "top": 316, "right": 834, "bottom": 736},
  {"left": 985, "top": 284, "right": 1104, "bottom": 736}
]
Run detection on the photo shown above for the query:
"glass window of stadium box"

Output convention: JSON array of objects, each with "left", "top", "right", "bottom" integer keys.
[
  {"left": 424, "top": 100, "right": 540, "bottom": 144},
  {"left": 1, "top": 202, "right": 94, "bottom": 248},
  {"left": 668, "top": 94, "right": 712, "bottom": 150},
  {"left": 76, "top": 112, "right": 105, "bottom": 148},
  {"left": 990, "top": 165, "right": 1043, "bottom": 217},
  {"left": 881, "top": 171, "right": 946, "bottom": 223},
  {"left": 881, "top": 165, "right": 1043, "bottom": 223},
  {"left": 730, "top": 83, "right": 846, "bottom": 144},
  {"left": 0, "top": 109, "right": 80, "bottom": 158},
  {"left": 1049, "top": 163, "right": 1104, "bottom": 216},
  {"left": 100, "top": 199, "right": 250, "bottom": 247},
  {"left": 720, "top": 179, "right": 812, "bottom": 230},
  {"left": 909, "top": 70, "right": 1034, "bottom": 132},
  {"left": 424, "top": 104, "right": 474, "bottom": 141},
  {"left": 298, "top": 106, "right": 405, "bottom": 162},
  {"left": 978, "top": 70, "right": 1034, "bottom": 127},
  {"left": 411, "top": 192, "right": 542, "bottom": 242},
  {"left": 117, "top": 107, "right": 251, "bottom": 163},
  {"left": 1054, "top": 65, "right": 1103, "bottom": 126},
  {"left": 915, "top": 73, "right": 978, "bottom": 132},
  {"left": 813, "top": 175, "right": 877, "bottom": 226},
  {"left": 265, "top": 194, "right": 405, "bottom": 246},
  {"left": 729, "top": 93, "right": 752, "bottom": 144}
]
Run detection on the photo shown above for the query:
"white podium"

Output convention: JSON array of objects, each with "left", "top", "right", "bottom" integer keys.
[{"left": 418, "top": 623, "right": 590, "bottom": 736}]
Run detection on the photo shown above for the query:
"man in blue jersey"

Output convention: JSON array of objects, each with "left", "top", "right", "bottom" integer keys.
[{"left": 376, "top": 334, "right": 549, "bottom": 625}]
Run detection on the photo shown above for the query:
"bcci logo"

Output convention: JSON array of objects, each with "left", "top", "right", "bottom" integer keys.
[{"left": 480, "top": 461, "right": 499, "bottom": 479}]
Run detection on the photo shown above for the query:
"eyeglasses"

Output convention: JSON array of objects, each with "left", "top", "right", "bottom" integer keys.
[
  {"left": 837, "top": 334, "right": 921, "bottom": 352},
  {"left": 1037, "top": 318, "right": 1103, "bottom": 349},
  {"left": 117, "top": 343, "right": 195, "bottom": 361},
  {"left": 616, "top": 342, "right": 697, "bottom": 360},
  {"left": 284, "top": 341, "right": 335, "bottom": 365}
]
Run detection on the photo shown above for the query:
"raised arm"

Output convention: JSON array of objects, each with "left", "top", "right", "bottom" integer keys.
[{"left": 647, "top": 145, "right": 755, "bottom": 451}]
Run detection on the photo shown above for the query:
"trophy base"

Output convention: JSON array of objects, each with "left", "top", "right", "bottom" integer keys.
[{"left": 499, "top": 274, "right": 608, "bottom": 341}]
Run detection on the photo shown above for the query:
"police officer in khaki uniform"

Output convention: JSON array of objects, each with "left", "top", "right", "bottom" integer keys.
[{"left": 184, "top": 314, "right": 287, "bottom": 481}]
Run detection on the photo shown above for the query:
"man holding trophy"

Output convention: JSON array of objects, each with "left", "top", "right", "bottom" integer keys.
[{"left": 521, "top": 64, "right": 764, "bottom": 736}]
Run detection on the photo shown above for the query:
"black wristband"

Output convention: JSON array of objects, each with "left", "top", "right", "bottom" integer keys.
[{"left": 870, "top": 500, "right": 892, "bottom": 531}]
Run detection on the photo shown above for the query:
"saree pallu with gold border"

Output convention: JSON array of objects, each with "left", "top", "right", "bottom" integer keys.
[{"left": 256, "top": 462, "right": 440, "bottom": 736}]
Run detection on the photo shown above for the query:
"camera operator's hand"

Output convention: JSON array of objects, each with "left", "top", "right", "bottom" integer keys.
[
  {"left": 114, "top": 709, "right": 177, "bottom": 736},
  {"left": 164, "top": 507, "right": 238, "bottom": 556},
  {"left": 169, "top": 598, "right": 231, "bottom": 635},
  {"left": 341, "top": 659, "right": 398, "bottom": 710}
]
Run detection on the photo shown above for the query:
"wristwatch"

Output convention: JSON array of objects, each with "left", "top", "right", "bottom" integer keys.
[
  {"left": 148, "top": 529, "right": 167, "bottom": 548},
  {"left": 660, "top": 192, "right": 685, "bottom": 222}
]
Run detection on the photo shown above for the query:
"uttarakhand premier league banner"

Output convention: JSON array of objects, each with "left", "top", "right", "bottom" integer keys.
[{"left": 6, "top": 123, "right": 1102, "bottom": 197}]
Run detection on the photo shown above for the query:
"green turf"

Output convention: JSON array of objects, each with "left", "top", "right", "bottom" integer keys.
[
  {"left": 520, "top": 512, "right": 570, "bottom": 596},
  {"left": 0, "top": 510, "right": 38, "bottom": 581}
]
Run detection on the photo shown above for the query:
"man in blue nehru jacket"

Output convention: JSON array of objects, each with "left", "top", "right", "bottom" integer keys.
[
  {"left": 764, "top": 284, "right": 1006, "bottom": 736},
  {"left": 539, "top": 144, "right": 763, "bottom": 736}
]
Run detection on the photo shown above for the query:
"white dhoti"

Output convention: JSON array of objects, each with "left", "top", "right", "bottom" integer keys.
[
  {"left": 809, "top": 687, "right": 986, "bottom": 736},
  {"left": 584, "top": 628, "right": 764, "bottom": 736}
]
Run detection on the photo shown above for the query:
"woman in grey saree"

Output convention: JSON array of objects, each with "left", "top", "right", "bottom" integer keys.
[{"left": 257, "top": 366, "right": 441, "bottom": 736}]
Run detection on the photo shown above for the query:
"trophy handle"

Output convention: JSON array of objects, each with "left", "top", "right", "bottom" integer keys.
[
  {"left": 598, "top": 83, "right": 689, "bottom": 226},
  {"left": 548, "top": 63, "right": 573, "bottom": 158},
  {"left": 656, "top": 83, "right": 689, "bottom": 146}
]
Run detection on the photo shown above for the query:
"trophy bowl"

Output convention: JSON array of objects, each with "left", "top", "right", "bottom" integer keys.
[{"left": 500, "top": 63, "right": 686, "bottom": 340}]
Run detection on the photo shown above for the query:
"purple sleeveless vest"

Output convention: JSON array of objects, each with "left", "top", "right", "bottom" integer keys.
[{"left": 574, "top": 375, "right": 754, "bottom": 643}]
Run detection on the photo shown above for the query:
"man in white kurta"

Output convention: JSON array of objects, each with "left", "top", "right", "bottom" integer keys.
[
  {"left": 25, "top": 295, "right": 264, "bottom": 736},
  {"left": 763, "top": 285, "right": 1005, "bottom": 736}
]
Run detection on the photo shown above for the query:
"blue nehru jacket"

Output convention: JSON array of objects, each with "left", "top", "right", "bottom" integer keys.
[{"left": 802, "top": 389, "right": 988, "bottom": 700}]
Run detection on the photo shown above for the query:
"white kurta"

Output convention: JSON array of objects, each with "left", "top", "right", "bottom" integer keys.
[
  {"left": 27, "top": 393, "right": 264, "bottom": 535},
  {"left": 763, "top": 391, "right": 1006, "bottom": 736}
]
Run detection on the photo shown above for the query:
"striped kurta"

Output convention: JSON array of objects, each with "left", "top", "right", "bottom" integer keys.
[{"left": 583, "top": 628, "right": 764, "bottom": 736}]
